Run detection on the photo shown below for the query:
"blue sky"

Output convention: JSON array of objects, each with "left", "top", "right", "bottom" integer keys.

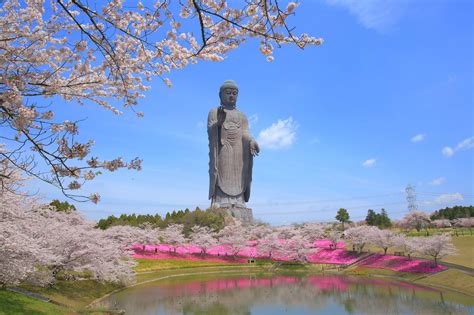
[{"left": 29, "top": 0, "right": 473, "bottom": 225}]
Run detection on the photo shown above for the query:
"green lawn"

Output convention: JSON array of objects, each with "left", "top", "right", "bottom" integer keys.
[
  {"left": 443, "top": 236, "right": 474, "bottom": 268},
  {"left": 406, "top": 227, "right": 472, "bottom": 237},
  {"left": 0, "top": 290, "right": 69, "bottom": 315},
  {"left": 20, "top": 280, "right": 122, "bottom": 310},
  {"left": 134, "top": 258, "right": 245, "bottom": 272},
  {"left": 415, "top": 269, "right": 474, "bottom": 297}
]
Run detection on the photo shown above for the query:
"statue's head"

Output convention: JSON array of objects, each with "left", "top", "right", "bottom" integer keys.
[{"left": 219, "top": 80, "right": 239, "bottom": 108}]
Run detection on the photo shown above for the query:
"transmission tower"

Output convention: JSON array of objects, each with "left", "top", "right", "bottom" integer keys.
[{"left": 405, "top": 184, "right": 418, "bottom": 212}]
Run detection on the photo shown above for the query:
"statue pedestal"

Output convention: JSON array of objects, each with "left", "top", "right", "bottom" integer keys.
[{"left": 224, "top": 206, "right": 253, "bottom": 223}]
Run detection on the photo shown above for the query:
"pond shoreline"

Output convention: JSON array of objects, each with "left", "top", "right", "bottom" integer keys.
[{"left": 87, "top": 262, "right": 474, "bottom": 312}]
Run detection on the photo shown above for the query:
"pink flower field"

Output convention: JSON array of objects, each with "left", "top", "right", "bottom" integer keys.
[
  {"left": 132, "top": 241, "right": 446, "bottom": 274},
  {"left": 307, "top": 249, "right": 362, "bottom": 264},
  {"left": 359, "top": 254, "right": 446, "bottom": 273}
]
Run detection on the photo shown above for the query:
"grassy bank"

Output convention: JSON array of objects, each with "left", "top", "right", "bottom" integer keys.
[{"left": 0, "top": 290, "right": 70, "bottom": 315}]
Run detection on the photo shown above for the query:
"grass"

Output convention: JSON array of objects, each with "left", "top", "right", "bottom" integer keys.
[
  {"left": 343, "top": 266, "right": 423, "bottom": 282},
  {"left": 134, "top": 257, "right": 245, "bottom": 272},
  {"left": 415, "top": 269, "right": 474, "bottom": 297},
  {"left": 0, "top": 289, "right": 69, "bottom": 315},
  {"left": 135, "top": 265, "right": 263, "bottom": 283},
  {"left": 405, "top": 227, "right": 472, "bottom": 237},
  {"left": 443, "top": 236, "right": 474, "bottom": 268},
  {"left": 20, "top": 280, "right": 122, "bottom": 310}
]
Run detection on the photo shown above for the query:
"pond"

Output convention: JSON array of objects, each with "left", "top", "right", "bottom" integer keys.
[{"left": 98, "top": 273, "right": 474, "bottom": 314}]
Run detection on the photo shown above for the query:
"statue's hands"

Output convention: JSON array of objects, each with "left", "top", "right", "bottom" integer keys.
[
  {"left": 217, "top": 106, "right": 226, "bottom": 126},
  {"left": 250, "top": 140, "right": 260, "bottom": 157}
]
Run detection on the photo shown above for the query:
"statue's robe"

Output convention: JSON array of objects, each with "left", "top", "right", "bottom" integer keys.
[{"left": 208, "top": 107, "right": 253, "bottom": 205}]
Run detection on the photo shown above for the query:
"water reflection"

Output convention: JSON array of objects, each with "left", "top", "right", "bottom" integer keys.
[{"left": 100, "top": 274, "right": 473, "bottom": 315}]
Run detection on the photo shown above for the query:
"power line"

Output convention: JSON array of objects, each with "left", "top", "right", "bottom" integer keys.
[{"left": 250, "top": 192, "right": 405, "bottom": 207}]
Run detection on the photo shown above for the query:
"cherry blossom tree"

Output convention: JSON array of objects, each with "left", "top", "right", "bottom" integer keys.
[
  {"left": 299, "top": 222, "right": 326, "bottom": 244},
  {"left": 453, "top": 217, "right": 474, "bottom": 236},
  {"left": 189, "top": 225, "right": 218, "bottom": 255},
  {"left": 256, "top": 230, "right": 280, "bottom": 259},
  {"left": 162, "top": 224, "right": 186, "bottom": 253},
  {"left": 1, "top": 161, "right": 137, "bottom": 286},
  {"left": 418, "top": 234, "right": 457, "bottom": 266},
  {"left": 218, "top": 221, "right": 248, "bottom": 258},
  {"left": 393, "top": 234, "right": 419, "bottom": 260},
  {"left": 277, "top": 232, "right": 312, "bottom": 263},
  {"left": 275, "top": 225, "right": 299, "bottom": 239},
  {"left": 1, "top": 171, "right": 136, "bottom": 286},
  {"left": 431, "top": 219, "right": 452, "bottom": 229},
  {"left": 245, "top": 223, "right": 274, "bottom": 242},
  {"left": 0, "top": 0, "right": 322, "bottom": 201},
  {"left": 398, "top": 211, "right": 431, "bottom": 233},
  {"left": 26, "top": 208, "right": 136, "bottom": 285},
  {"left": 371, "top": 229, "right": 395, "bottom": 255},
  {"left": 326, "top": 230, "right": 342, "bottom": 250},
  {"left": 0, "top": 185, "right": 52, "bottom": 286},
  {"left": 343, "top": 226, "right": 379, "bottom": 253},
  {"left": 103, "top": 224, "right": 161, "bottom": 247}
]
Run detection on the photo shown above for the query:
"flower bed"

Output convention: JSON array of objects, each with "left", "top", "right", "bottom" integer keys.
[
  {"left": 313, "top": 240, "right": 345, "bottom": 249},
  {"left": 359, "top": 254, "right": 446, "bottom": 273},
  {"left": 307, "top": 249, "right": 362, "bottom": 264},
  {"left": 132, "top": 242, "right": 446, "bottom": 274}
]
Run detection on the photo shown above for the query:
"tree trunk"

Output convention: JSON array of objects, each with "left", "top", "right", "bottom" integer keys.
[{"left": 384, "top": 248, "right": 388, "bottom": 255}]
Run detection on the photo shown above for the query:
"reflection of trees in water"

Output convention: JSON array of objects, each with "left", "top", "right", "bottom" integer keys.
[
  {"left": 177, "top": 280, "right": 329, "bottom": 315},
  {"left": 102, "top": 275, "right": 472, "bottom": 315},
  {"left": 331, "top": 285, "right": 470, "bottom": 315}
]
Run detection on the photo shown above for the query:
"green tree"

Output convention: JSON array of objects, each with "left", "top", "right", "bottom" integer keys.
[
  {"left": 49, "top": 199, "right": 76, "bottom": 212},
  {"left": 378, "top": 208, "right": 392, "bottom": 228},
  {"left": 336, "top": 208, "right": 350, "bottom": 230},
  {"left": 365, "top": 209, "right": 377, "bottom": 226}
]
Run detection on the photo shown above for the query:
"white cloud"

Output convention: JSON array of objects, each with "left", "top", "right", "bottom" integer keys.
[
  {"left": 456, "top": 136, "right": 474, "bottom": 151},
  {"left": 434, "top": 193, "right": 464, "bottom": 204},
  {"left": 258, "top": 117, "right": 297, "bottom": 149},
  {"left": 325, "top": 0, "right": 406, "bottom": 33},
  {"left": 248, "top": 114, "right": 259, "bottom": 129},
  {"left": 429, "top": 177, "right": 445, "bottom": 186},
  {"left": 442, "top": 146, "right": 454, "bottom": 157},
  {"left": 411, "top": 134, "right": 425, "bottom": 143},
  {"left": 362, "top": 158, "right": 376, "bottom": 168},
  {"left": 442, "top": 136, "right": 474, "bottom": 158}
]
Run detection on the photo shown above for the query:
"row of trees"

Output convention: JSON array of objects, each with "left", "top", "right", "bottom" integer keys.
[
  {"left": 96, "top": 207, "right": 229, "bottom": 235},
  {"left": 335, "top": 207, "right": 472, "bottom": 233},
  {"left": 1, "top": 190, "right": 460, "bottom": 288},
  {"left": 118, "top": 219, "right": 457, "bottom": 267},
  {"left": 1, "top": 166, "right": 137, "bottom": 287},
  {"left": 430, "top": 205, "right": 474, "bottom": 220},
  {"left": 335, "top": 208, "right": 392, "bottom": 229},
  {"left": 343, "top": 226, "right": 457, "bottom": 265}
]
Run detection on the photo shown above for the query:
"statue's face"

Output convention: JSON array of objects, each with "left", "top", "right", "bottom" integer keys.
[{"left": 220, "top": 88, "right": 238, "bottom": 107}]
